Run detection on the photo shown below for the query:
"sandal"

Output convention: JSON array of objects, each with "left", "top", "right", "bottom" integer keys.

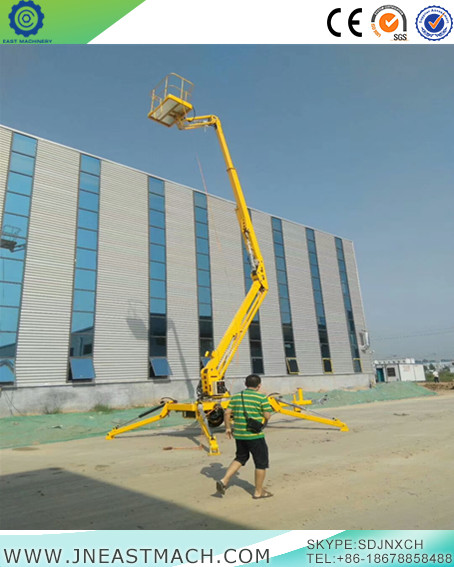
[
  {"left": 216, "top": 480, "right": 226, "bottom": 495},
  {"left": 252, "top": 490, "right": 273, "bottom": 499}
]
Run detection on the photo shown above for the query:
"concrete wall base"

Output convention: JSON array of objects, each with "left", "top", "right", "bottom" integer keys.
[{"left": 0, "top": 373, "right": 374, "bottom": 417}]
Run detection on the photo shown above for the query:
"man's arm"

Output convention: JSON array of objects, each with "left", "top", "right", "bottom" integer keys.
[
  {"left": 224, "top": 407, "right": 233, "bottom": 439},
  {"left": 263, "top": 410, "right": 271, "bottom": 427}
]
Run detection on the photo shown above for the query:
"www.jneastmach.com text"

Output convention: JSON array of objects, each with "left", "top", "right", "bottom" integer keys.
[{"left": 2, "top": 547, "right": 271, "bottom": 565}]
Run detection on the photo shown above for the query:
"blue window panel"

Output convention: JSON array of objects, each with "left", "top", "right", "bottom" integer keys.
[
  {"left": 4, "top": 192, "right": 31, "bottom": 217},
  {"left": 344, "top": 295, "right": 352, "bottom": 310},
  {"left": 150, "top": 243, "right": 165, "bottom": 263},
  {"left": 12, "top": 133, "right": 37, "bottom": 157},
  {"left": 312, "top": 277, "right": 322, "bottom": 291},
  {"left": 335, "top": 237, "right": 343, "bottom": 250},
  {"left": 73, "top": 290, "right": 95, "bottom": 312},
  {"left": 199, "top": 302, "right": 212, "bottom": 317},
  {"left": 0, "top": 282, "right": 22, "bottom": 307},
  {"left": 273, "top": 230, "right": 283, "bottom": 245},
  {"left": 197, "top": 253, "right": 209, "bottom": 271},
  {"left": 314, "top": 290, "right": 323, "bottom": 305},
  {"left": 0, "top": 332, "right": 16, "bottom": 357},
  {"left": 76, "top": 228, "right": 97, "bottom": 251},
  {"left": 309, "top": 252, "right": 318, "bottom": 267},
  {"left": 197, "top": 270, "right": 210, "bottom": 287},
  {"left": 315, "top": 301, "right": 325, "bottom": 318},
  {"left": 150, "top": 297, "right": 166, "bottom": 315},
  {"left": 7, "top": 172, "right": 33, "bottom": 196},
  {"left": 74, "top": 268, "right": 96, "bottom": 291},
  {"left": 76, "top": 248, "right": 97, "bottom": 270},
  {"left": 306, "top": 228, "right": 315, "bottom": 240},
  {"left": 272, "top": 217, "right": 281, "bottom": 231},
  {"left": 78, "top": 190, "right": 99, "bottom": 212},
  {"left": 310, "top": 263, "right": 320, "bottom": 279},
  {"left": 10, "top": 152, "right": 34, "bottom": 176},
  {"left": 0, "top": 359, "right": 15, "bottom": 383},
  {"left": 198, "top": 286, "right": 211, "bottom": 304},
  {"left": 278, "top": 284, "right": 289, "bottom": 299},
  {"left": 276, "top": 270, "right": 287, "bottom": 285},
  {"left": 1, "top": 259, "right": 24, "bottom": 283},
  {"left": 274, "top": 243, "right": 284, "bottom": 258},
  {"left": 195, "top": 222, "right": 208, "bottom": 239},
  {"left": 150, "top": 279, "right": 166, "bottom": 299},
  {"left": 196, "top": 237, "right": 209, "bottom": 254},
  {"left": 149, "top": 177, "right": 164, "bottom": 196},
  {"left": 275, "top": 256, "right": 286, "bottom": 272},
  {"left": 2, "top": 213, "right": 29, "bottom": 239},
  {"left": 150, "top": 226, "right": 165, "bottom": 246},
  {"left": 149, "top": 337, "right": 166, "bottom": 356},
  {"left": 279, "top": 296, "right": 290, "bottom": 313},
  {"left": 194, "top": 206, "right": 208, "bottom": 224},
  {"left": 150, "top": 357, "right": 172, "bottom": 377},
  {"left": 80, "top": 155, "right": 100, "bottom": 176},
  {"left": 0, "top": 306, "right": 19, "bottom": 332},
  {"left": 0, "top": 235, "right": 26, "bottom": 260},
  {"left": 79, "top": 172, "right": 100, "bottom": 193},
  {"left": 307, "top": 239, "right": 316, "bottom": 254},
  {"left": 70, "top": 333, "right": 94, "bottom": 357},
  {"left": 71, "top": 311, "right": 94, "bottom": 333},
  {"left": 149, "top": 209, "right": 165, "bottom": 229},
  {"left": 149, "top": 193, "right": 165, "bottom": 212},
  {"left": 193, "top": 192, "right": 207, "bottom": 208},
  {"left": 70, "top": 357, "right": 95, "bottom": 380},
  {"left": 78, "top": 209, "right": 98, "bottom": 231},
  {"left": 318, "top": 315, "right": 327, "bottom": 328},
  {"left": 281, "top": 310, "right": 291, "bottom": 325},
  {"left": 150, "top": 261, "right": 166, "bottom": 281}
]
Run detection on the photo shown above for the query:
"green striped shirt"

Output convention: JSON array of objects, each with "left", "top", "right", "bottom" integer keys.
[{"left": 227, "top": 389, "right": 273, "bottom": 439}]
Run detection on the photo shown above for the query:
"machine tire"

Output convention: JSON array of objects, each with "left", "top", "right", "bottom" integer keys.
[{"left": 207, "top": 407, "right": 224, "bottom": 428}]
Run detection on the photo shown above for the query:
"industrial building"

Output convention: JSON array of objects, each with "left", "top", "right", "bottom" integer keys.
[{"left": 0, "top": 125, "right": 374, "bottom": 415}]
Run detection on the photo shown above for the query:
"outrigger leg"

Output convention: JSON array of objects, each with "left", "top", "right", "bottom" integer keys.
[{"left": 268, "top": 388, "right": 349, "bottom": 432}]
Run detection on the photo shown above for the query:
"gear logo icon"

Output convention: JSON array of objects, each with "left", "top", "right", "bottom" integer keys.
[{"left": 9, "top": 0, "right": 44, "bottom": 37}]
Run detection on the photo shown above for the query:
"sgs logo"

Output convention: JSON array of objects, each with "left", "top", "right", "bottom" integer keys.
[{"left": 371, "top": 5, "right": 408, "bottom": 40}]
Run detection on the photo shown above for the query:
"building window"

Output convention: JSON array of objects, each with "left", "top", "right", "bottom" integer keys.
[
  {"left": 242, "top": 229, "right": 264, "bottom": 375},
  {"left": 335, "top": 237, "right": 362, "bottom": 373},
  {"left": 149, "top": 177, "right": 171, "bottom": 378},
  {"left": 386, "top": 367, "right": 396, "bottom": 378},
  {"left": 194, "top": 192, "right": 214, "bottom": 366},
  {"left": 306, "top": 228, "right": 333, "bottom": 373},
  {"left": 0, "top": 133, "right": 37, "bottom": 383},
  {"left": 271, "top": 217, "right": 299, "bottom": 374},
  {"left": 69, "top": 155, "right": 100, "bottom": 380}
]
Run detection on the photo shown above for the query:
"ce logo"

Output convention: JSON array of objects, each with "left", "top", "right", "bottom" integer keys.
[{"left": 327, "top": 8, "right": 363, "bottom": 37}]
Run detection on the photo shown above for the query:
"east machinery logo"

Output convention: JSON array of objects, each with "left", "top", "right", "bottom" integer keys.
[
  {"left": 371, "top": 5, "right": 408, "bottom": 41},
  {"left": 4, "top": 0, "right": 52, "bottom": 43}
]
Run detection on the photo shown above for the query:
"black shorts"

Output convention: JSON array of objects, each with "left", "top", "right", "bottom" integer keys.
[{"left": 234, "top": 437, "right": 269, "bottom": 469}]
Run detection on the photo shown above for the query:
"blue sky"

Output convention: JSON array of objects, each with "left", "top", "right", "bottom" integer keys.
[{"left": 1, "top": 45, "right": 453, "bottom": 360}]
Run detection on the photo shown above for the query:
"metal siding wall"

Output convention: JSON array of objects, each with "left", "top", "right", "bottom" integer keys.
[
  {"left": 283, "top": 221, "right": 323, "bottom": 375},
  {"left": 94, "top": 162, "right": 149, "bottom": 382},
  {"left": 251, "top": 210, "right": 286, "bottom": 376},
  {"left": 15, "top": 140, "right": 79, "bottom": 384},
  {"left": 315, "top": 231, "right": 353, "bottom": 373},
  {"left": 165, "top": 181, "right": 199, "bottom": 382},
  {"left": 0, "top": 127, "right": 12, "bottom": 220},
  {"left": 343, "top": 240, "right": 373, "bottom": 372},
  {"left": 207, "top": 195, "right": 250, "bottom": 378}
]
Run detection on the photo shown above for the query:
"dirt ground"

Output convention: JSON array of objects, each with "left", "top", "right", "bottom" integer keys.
[{"left": 1, "top": 392, "right": 453, "bottom": 530}]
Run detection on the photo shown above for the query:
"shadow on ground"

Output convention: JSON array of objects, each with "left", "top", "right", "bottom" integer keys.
[{"left": 0, "top": 467, "right": 248, "bottom": 530}]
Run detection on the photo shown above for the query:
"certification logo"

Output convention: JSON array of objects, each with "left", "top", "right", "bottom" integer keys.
[
  {"left": 371, "top": 5, "right": 407, "bottom": 40},
  {"left": 8, "top": 0, "right": 44, "bottom": 37},
  {"left": 416, "top": 6, "right": 453, "bottom": 41}
]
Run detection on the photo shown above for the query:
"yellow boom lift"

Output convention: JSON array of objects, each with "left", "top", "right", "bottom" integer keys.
[{"left": 106, "top": 74, "right": 348, "bottom": 454}]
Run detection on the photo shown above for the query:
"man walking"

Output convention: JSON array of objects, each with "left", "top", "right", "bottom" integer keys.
[{"left": 216, "top": 374, "right": 273, "bottom": 499}]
